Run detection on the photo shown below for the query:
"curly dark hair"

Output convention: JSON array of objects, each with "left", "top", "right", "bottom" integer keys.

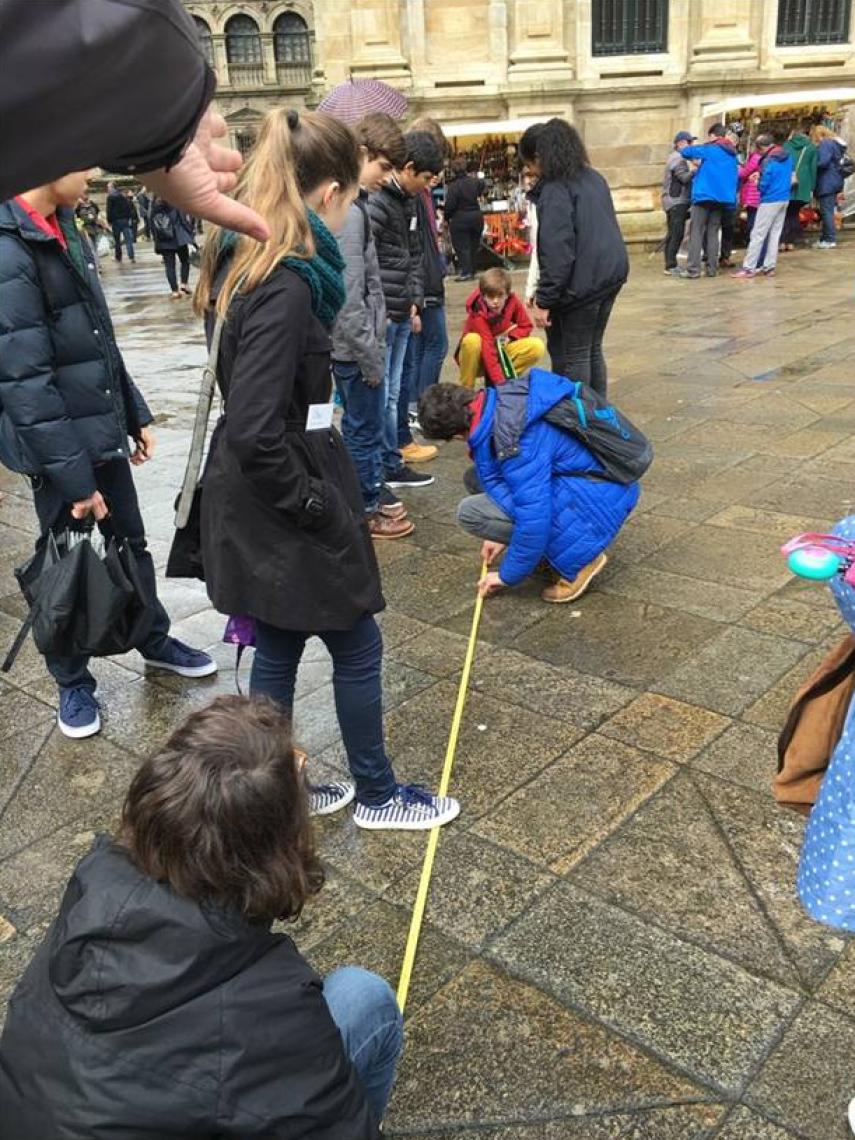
[
  {"left": 121, "top": 695, "right": 323, "bottom": 923},
  {"left": 519, "top": 118, "right": 589, "bottom": 183},
  {"left": 418, "top": 383, "right": 475, "bottom": 441}
]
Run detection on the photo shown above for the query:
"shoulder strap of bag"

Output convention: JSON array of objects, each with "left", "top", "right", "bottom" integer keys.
[{"left": 174, "top": 313, "right": 226, "bottom": 528}]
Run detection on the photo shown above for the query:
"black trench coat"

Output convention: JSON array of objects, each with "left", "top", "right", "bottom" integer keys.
[{"left": 201, "top": 262, "right": 384, "bottom": 631}]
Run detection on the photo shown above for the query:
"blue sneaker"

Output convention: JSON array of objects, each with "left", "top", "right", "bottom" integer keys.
[
  {"left": 141, "top": 638, "right": 217, "bottom": 678},
  {"left": 57, "top": 686, "right": 101, "bottom": 739}
]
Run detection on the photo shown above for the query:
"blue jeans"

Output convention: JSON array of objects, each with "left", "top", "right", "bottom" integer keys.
[
  {"left": 398, "top": 304, "right": 449, "bottom": 448},
  {"left": 324, "top": 966, "right": 403, "bottom": 1123},
  {"left": 334, "top": 361, "right": 384, "bottom": 515},
  {"left": 249, "top": 613, "right": 396, "bottom": 806},
  {"left": 818, "top": 193, "right": 837, "bottom": 243},
  {"left": 31, "top": 459, "right": 171, "bottom": 689},
  {"left": 111, "top": 221, "right": 135, "bottom": 261},
  {"left": 383, "top": 319, "right": 412, "bottom": 477}
]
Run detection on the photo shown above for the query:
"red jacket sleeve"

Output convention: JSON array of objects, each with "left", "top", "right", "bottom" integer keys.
[{"left": 506, "top": 295, "right": 533, "bottom": 340}]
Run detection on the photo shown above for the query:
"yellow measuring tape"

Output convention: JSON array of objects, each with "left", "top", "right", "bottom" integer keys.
[{"left": 396, "top": 561, "right": 488, "bottom": 1013}]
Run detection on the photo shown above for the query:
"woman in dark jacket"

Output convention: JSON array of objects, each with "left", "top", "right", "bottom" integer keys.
[
  {"left": 151, "top": 197, "right": 197, "bottom": 297},
  {"left": 0, "top": 696, "right": 402, "bottom": 1137},
  {"left": 519, "top": 119, "right": 628, "bottom": 397},
  {"left": 813, "top": 125, "right": 846, "bottom": 248},
  {"left": 196, "top": 108, "right": 459, "bottom": 831},
  {"left": 443, "top": 158, "right": 484, "bottom": 280}
]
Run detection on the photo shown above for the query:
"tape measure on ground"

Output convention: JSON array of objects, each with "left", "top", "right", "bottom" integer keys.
[{"left": 396, "top": 562, "right": 488, "bottom": 1014}]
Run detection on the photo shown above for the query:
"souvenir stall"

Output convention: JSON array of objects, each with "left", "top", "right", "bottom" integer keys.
[{"left": 437, "top": 117, "right": 542, "bottom": 265}]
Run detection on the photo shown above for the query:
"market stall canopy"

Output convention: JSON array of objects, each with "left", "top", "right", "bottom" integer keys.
[
  {"left": 438, "top": 116, "right": 545, "bottom": 139},
  {"left": 704, "top": 87, "right": 855, "bottom": 118}
]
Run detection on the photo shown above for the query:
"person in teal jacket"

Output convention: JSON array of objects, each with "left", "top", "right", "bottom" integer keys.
[
  {"left": 679, "top": 124, "right": 739, "bottom": 279},
  {"left": 782, "top": 127, "right": 817, "bottom": 249}
]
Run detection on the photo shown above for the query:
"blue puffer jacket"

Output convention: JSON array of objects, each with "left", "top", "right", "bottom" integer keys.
[
  {"left": 681, "top": 139, "right": 739, "bottom": 206},
  {"left": 469, "top": 370, "right": 640, "bottom": 587},
  {"left": 759, "top": 146, "right": 794, "bottom": 203},
  {"left": 816, "top": 138, "right": 846, "bottom": 197},
  {"left": 0, "top": 200, "right": 151, "bottom": 503}
]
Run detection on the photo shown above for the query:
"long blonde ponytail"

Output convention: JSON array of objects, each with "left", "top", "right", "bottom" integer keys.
[{"left": 195, "top": 108, "right": 360, "bottom": 318}]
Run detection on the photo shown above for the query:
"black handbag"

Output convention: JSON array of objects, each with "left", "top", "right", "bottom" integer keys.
[
  {"left": 165, "top": 310, "right": 227, "bottom": 581},
  {"left": 2, "top": 524, "right": 154, "bottom": 672}
]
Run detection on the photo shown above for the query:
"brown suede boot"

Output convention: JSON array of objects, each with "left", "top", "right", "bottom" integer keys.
[{"left": 540, "top": 553, "right": 608, "bottom": 604}]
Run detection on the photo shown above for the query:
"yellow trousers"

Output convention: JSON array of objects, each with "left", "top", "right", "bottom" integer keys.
[{"left": 458, "top": 332, "right": 544, "bottom": 388}]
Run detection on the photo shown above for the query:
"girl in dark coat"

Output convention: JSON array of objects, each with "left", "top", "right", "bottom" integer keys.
[
  {"left": 196, "top": 108, "right": 459, "bottom": 831},
  {"left": 519, "top": 119, "right": 628, "bottom": 397},
  {"left": 0, "top": 695, "right": 402, "bottom": 1137},
  {"left": 151, "top": 197, "right": 196, "bottom": 297},
  {"left": 444, "top": 159, "right": 484, "bottom": 280}
]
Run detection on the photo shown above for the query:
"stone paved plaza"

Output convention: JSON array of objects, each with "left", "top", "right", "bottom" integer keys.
[{"left": 2, "top": 238, "right": 855, "bottom": 1138}]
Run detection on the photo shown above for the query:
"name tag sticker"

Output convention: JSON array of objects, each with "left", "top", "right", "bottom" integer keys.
[
  {"left": 409, "top": 216, "right": 417, "bottom": 231},
  {"left": 306, "top": 403, "right": 335, "bottom": 431}
]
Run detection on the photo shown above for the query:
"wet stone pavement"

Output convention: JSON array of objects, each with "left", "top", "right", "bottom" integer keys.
[{"left": 2, "top": 238, "right": 855, "bottom": 1138}]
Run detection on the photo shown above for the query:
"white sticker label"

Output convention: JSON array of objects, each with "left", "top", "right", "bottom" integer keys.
[
  {"left": 409, "top": 215, "right": 417, "bottom": 231},
  {"left": 305, "top": 403, "right": 335, "bottom": 431}
]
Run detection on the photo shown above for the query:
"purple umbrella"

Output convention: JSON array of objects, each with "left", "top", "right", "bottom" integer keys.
[{"left": 318, "top": 78, "right": 408, "bottom": 125}]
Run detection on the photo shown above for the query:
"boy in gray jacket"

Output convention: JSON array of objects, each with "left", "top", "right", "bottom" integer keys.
[
  {"left": 332, "top": 114, "right": 414, "bottom": 540},
  {"left": 662, "top": 130, "right": 695, "bottom": 275}
]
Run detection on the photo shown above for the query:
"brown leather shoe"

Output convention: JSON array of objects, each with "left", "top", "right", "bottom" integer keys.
[
  {"left": 368, "top": 512, "right": 415, "bottom": 540},
  {"left": 540, "top": 552, "right": 608, "bottom": 603},
  {"left": 401, "top": 441, "right": 438, "bottom": 464}
]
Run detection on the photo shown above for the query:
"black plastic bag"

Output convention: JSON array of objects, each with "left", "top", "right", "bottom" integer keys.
[
  {"left": 3, "top": 530, "right": 154, "bottom": 670},
  {"left": 165, "top": 486, "right": 204, "bottom": 580}
]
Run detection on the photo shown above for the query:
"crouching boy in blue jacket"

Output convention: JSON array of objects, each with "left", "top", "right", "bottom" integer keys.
[{"left": 418, "top": 370, "right": 640, "bottom": 603}]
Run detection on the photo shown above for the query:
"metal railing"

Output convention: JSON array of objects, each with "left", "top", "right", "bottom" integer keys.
[
  {"left": 592, "top": 0, "right": 668, "bottom": 56},
  {"left": 276, "top": 62, "right": 313, "bottom": 89}
]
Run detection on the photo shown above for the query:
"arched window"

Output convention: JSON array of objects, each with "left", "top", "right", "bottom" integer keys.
[
  {"left": 192, "top": 16, "right": 213, "bottom": 66},
  {"left": 225, "top": 14, "right": 262, "bottom": 64},
  {"left": 235, "top": 129, "right": 257, "bottom": 159},
  {"left": 273, "top": 12, "right": 311, "bottom": 66}
]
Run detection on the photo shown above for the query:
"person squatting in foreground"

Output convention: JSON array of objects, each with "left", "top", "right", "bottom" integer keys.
[
  {"left": 194, "top": 108, "right": 459, "bottom": 831},
  {"left": 419, "top": 373, "right": 639, "bottom": 605},
  {"left": 0, "top": 696, "right": 402, "bottom": 1138}
]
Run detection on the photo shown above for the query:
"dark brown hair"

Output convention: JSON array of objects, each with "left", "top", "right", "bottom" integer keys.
[
  {"left": 418, "top": 382, "right": 475, "bottom": 440},
  {"left": 408, "top": 116, "right": 452, "bottom": 160},
  {"left": 354, "top": 111, "right": 407, "bottom": 169},
  {"left": 479, "top": 267, "right": 512, "bottom": 297},
  {"left": 120, "top": 695, "right": 323, "bottom": 922}
]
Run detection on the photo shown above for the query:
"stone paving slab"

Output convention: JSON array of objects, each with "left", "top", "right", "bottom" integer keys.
[{"left": 2, "top": 241, "right": 855, "bottom": 1136}]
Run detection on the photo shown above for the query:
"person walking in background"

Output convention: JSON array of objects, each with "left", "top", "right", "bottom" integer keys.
[
  {"left": 662, "top": 130, "right": 695, "bottom": 275},
  {"left": 332, "top": 112, "right": 414, "bottom": 541},
  {"left": 136, "top": 188, "right": 152, "bottom": 241},
  {"left": 196, "top": 108, "right": 459, "bottom": 831},
  {"left": 368, "top": 131, "right": 443, "bottom": 491},
  {"left": 679, "top": 124, "right": 739, "bottom": 279},
  {"left": 0, "top": 170, "right": 216, "bottom": 739},
  {"left": 150, "top": 197, "right": 196, "bottom": 299},
  {"left": 106, "top": 180, "right": 136, "bottom": 262},
  {"left": 731, "top": 134, "right": 793, "bottom": 279},
  {"left": 125, "top": 190, "right": 140, "bottom": 243},
  {"left": 813, "top": 125, "right": 846, "bottom": 249},
  {"left": 519, "top": 118, "right": 628, "bottom": 397},
  {"left": 0, "top": 696, "right": 404, "bottom": 1136},
  {"left": 74, "top": 189, "right": 107, "bottom": 263},
  {"left": 782, "top": 124, "right": 817, "bottom": 251},
  {"left": 444, "top": 158, "right": 484, "bottom": 281}
]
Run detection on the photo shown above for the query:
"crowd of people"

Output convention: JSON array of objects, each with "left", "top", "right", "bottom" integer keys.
[
  {"left": 0, "top": 0, "right": 852, "bottom": 1133},
  {"left": 661, "top": 119, "right": 851, "bottom": 279}
]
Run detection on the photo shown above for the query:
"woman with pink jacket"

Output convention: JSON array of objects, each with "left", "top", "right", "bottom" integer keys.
[{"left": 739, "top": 147, "right": 763, "bottom": 236}]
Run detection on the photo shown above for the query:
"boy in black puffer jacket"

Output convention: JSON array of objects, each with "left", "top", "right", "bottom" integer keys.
[
  {"left": 0, "top": 170, "right": 216, "bottom": 739},
  {"left": 367, "top": 132, "right": 442, "bottom": 490}
]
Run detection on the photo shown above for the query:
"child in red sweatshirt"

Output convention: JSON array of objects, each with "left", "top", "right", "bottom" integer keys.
[{"left": 456, "top": 267, "right": 544, "bottom": 388}]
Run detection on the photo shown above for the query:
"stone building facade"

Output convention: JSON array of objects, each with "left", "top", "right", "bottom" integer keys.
[{"left": 184, "top": 0, "right": 855, "bottom": 239}]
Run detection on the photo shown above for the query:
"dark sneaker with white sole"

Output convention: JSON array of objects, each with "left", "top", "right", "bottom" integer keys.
[
  {"left": 384, "top": 465, "right": 435, "bottom": 489},
  {"left": 142, "top": 638, "right": 217, "bottom": 678},
  {"left": 57, "top": 685, "right": 101, "bottom": 739},
  {"left": 353, "top": 784, "right": 460, "bottom": 830},
  {"left": 310, "top": 781, "right": 355, "bottom": 816}
]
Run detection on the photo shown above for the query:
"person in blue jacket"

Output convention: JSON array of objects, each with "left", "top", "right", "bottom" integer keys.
[
  {"left": 417, "top": 370, "right": 639, "bottom": 604},
  {"left": 679, "top": 123, "right": 739, "bottom": 279},
  {"left": 731, "top": 134, "right": 793, "bottom": 279},
  {"left": 813, "top": 125, "right": 847, "bottom": 248}
]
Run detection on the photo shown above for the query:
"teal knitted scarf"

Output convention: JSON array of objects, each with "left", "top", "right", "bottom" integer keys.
[
  {"left": 282, "top": 209, "right": 345, "bottom": 328},
  {"left": 219, "top": 209, "right": 346, "bottom": 328}
]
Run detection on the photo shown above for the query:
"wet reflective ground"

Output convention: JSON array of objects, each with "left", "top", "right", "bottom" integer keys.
[{"left": 3, "top": 237, "right": 855, "bottom": 1138}]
